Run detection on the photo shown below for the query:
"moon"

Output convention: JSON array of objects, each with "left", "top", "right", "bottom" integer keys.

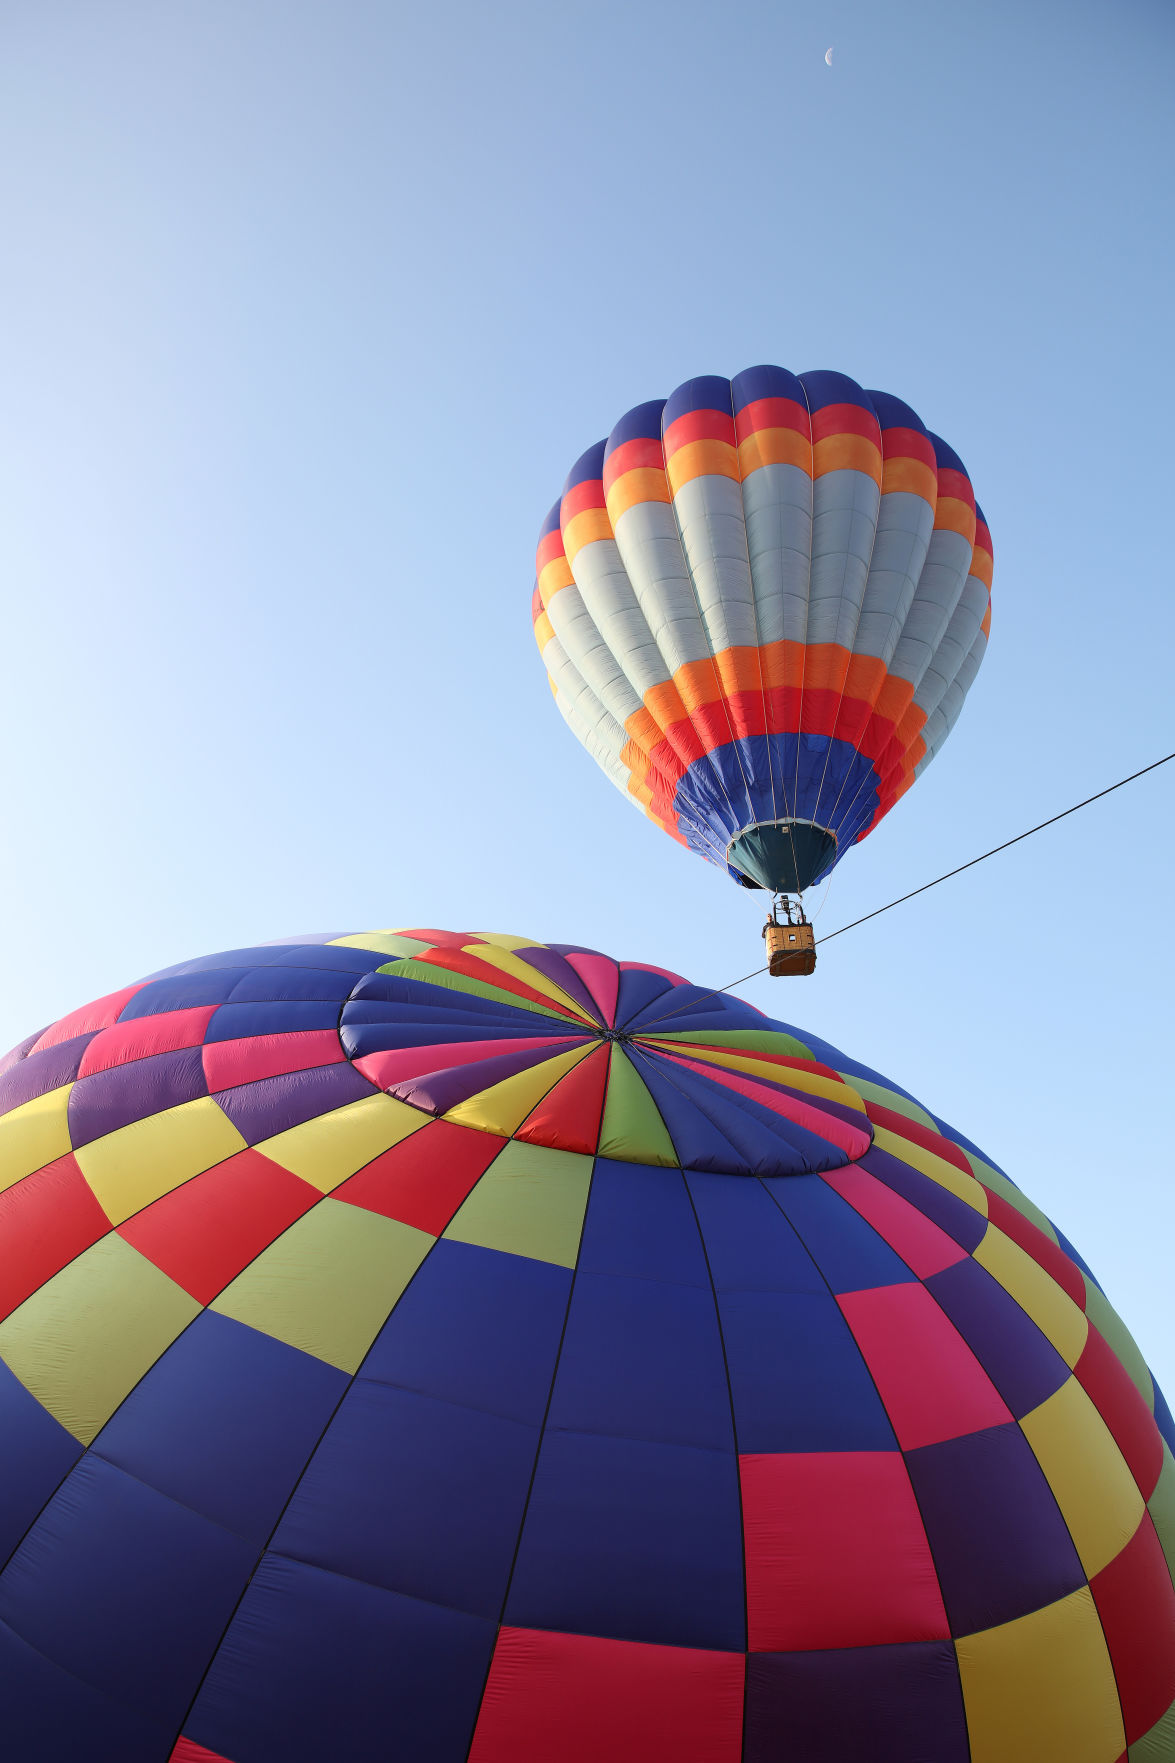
[{"left": 825, "top": 46, "right": 834, "bottom": 65}]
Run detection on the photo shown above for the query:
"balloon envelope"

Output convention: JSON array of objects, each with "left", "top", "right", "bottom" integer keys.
[
  {"left": 0, "top": 926, "right": 1171, "bottom": 1762},
  {"left": 533, "top": 369, "right": 993, "bottom": 892}
]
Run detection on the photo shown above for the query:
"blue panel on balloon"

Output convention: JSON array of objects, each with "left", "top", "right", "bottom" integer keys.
[
  {"left": 719, "top": 1288, "right": 896, "bottom": 1452},
  {"left": 905, "top": 1423, "right": 1085, "bottom": 1633},
  {"left": 687, "top": 1169, "right": 825, "bottom": 1293},
  {"left": 765, "top": 1174, "right": 916, "bottom": 1292},
  {"left": 548, "top": 1269, "right": 733, "bottom": 1453},
  {"left": 204, "top": 999, "right": 344, "bottom": 1041},
  {"left": 117, "top": 971, "right": 257, "bottom": 1018},
  {"left": 0, "top": 1359, "right": 82, "bottom": 1566},
  {"left": 614, "top": 965, "right": 674, "bottom": 1026},
  {"left": 745, "top": 1639, "right": 969, "bottom": 1763},
  {"left": 93, "top": 1310, "right": 348, "bottom": 1546},
  {"left": 0, "top": 1613, "right": 172, "bottom": 1763},
  {"left": 506, "top": 1427, "right": 744, "bottom": 1651},
  {"left": 361, "top": 1237, "right": 570, "bottom": 1427},
  {"left": 184, "top": 1553, "right": 494, "bottom": 1763},
  {"left": 578, "top": 1158, "right": 709, "bottom": 1287},
  {"left": 858, "top": 1146, "right": 988, "bottom": 1254},
  {"left": 263, "top": 944, "right": 402, "bottom": 972},
  {"left": 227, "top": 966, "right": 356, "bottom": 1003},
  {"left": 0, "top": 1453, "right": 254, "bottom": 1727},
  {"left": 925, "top": 1258, "right": 1071, "bottom": 1418},
  {"left": 272, "top": 1377, "right": 537, "bottom": 1620},
  {"left": 143, "top": 946, "right": 308, "bottom": 979}
]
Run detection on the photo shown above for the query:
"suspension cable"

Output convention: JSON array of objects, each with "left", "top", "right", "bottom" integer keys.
[
  {"left": 638, "top": 748, "right": 1175, "bottom": 1027},
  {"left": 819, "top": 749, "right": 1175, "bottom": 946}
]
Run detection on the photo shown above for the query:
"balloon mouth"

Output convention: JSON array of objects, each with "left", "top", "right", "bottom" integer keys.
[{"left": 726, "top": 820, "right": 839, "bottom": 893}]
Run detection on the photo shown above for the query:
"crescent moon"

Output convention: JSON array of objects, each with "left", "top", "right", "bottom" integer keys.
[{"left": 825, "top": 46, "right": 834, "bottom": 65}]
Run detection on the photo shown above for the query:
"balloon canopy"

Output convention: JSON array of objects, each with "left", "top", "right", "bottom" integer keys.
[
  {"left": 532, "top": 368, "right": 993, "bottom": 893},
  {"left": 1, "top": 927, "right": 1172, "bottom": 1763}
]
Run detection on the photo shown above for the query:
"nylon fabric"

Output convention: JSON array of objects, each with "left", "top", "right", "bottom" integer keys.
[{"left": 0, "top": 925, "right": 1167, "bottom": 1762}]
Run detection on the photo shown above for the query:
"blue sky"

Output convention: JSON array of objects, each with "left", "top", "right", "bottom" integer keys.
[{"left": 2, "top": 0, "right": 1172, "bottom": 1386}]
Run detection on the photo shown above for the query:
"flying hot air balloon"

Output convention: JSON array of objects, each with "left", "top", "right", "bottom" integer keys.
[{"left": 532, "top": 368, "right": 993, "bottom": 972}]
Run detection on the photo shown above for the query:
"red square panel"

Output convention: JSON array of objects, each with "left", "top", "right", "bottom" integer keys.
[
  {"left": 515, "top": 1045, "right": 609, "bottom": 1155},
  {"left": 740, "top": 1450, "right": 949, "bottom": 1651},
  {"left": 822, "top": 1166, "right": 967, "bottom": 1278},
  {"left": 334, "top": 1119, "right": 505, "bottom": 1235},
  {"left": 0, "top": 1153, "right": 111, "bottom": 1322},
  {"left": 1091, "top": 1513, "right": 1175, "bottom": 1745},
  {"left": 1076, "top": 1325, "right": 1164, "bottom": 1500},
  {"left": 862, "top": 1100, "right": 973, "bottom": 1174},
  {"left": 170, "top": 1740, "right": 235, "bottom": 1763},
  {"left": 78, "top": 1006, "right": 218, "bottom": 1077},
  {"left": 838, "top": 1282, "right": 1011, "bottom": 1449},
  {"left": 202, "top": 1030, "right": 344, "bottom": 1093},
  {"left": 30, "top": 983, "right": 146, "bottom": 1054},
  {"left": 983, "top": 1189, "right": 1086, "bottom": 1307},
  {"left": 118, "top": 1148, "right": 319, "bottom": 1304},
  {"left": 467, "top": 1626, "right": 744, "bottom": 1763}
]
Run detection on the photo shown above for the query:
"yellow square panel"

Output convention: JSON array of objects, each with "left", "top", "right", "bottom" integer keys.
[
  {"left": 1021, "top": 1374, "right": 1145, "bottom": 1578},
  {"left": 870, "top": 1123, "right": 989, "bottom": 1214},
  {"left": 835, "top": 1073, "right": 938, "bottom": 1128},
  {"left": 256, "top": 1091, "right": 429, "bottom": 1193},
  {"left": 0, "top": 1233, "right": 200, "bottom": 1444},
  {"left": 74, "top": 1095, "right": 247, "bottom": 1225},
  {"left": 211, "top": 1198, "right": 433, "bottom": 1372},
  {"left": 956, "top": 1587, "right": 1124, "bottom": 1763},
  {"left": 974, "top": 1222, "right": 1088, "bottom": 1368},
  {"left": 444, "top": 1139, "right": 593, "bottom": 1268},
  {"left": 0, "top": 1083, "right": 73, "bottom": 1196},
  {"left": 327, "top": 932, "right": 431, "bottom": 958}
]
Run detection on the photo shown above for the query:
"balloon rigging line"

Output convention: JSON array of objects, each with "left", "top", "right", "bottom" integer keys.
[
  {"left": 817, "top": 748, "right": 1175, "bottom": 946},
  {"left": 639, "top": 748, "right": 1175, "bottom": 1028}
]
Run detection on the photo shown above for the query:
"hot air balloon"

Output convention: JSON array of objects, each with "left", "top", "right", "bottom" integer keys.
[
  {"left": 531, "top": 369, "right": 993, "bottom": 969},
  {"left": 1, "top": 926, "right": 1172, "bottom": 1762}
]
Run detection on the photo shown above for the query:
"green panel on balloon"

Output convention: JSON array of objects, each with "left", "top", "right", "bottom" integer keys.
[
  {"left": 597, "top": 1045, "right": 678, "bottom": 1167},
  {"left": 443, "top": 1139, "right": 593, "bottom": 1267},
  {"left": 379, "top": 956, "right": 565, "bottom": 1023},
  {"left": 211, "top": 1198, "right": 434, "bottom": 1371},
  {"left": 0, "top": 1232, "right": 200, "bottom": 1443}
]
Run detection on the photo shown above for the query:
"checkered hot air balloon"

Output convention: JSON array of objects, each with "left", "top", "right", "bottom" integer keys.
[
  {"left": 0, "top": 928, "right": 1171, "bottom": 1761},
  {"left": 532, "top": 368, "right": 993, "bottom": 895}
]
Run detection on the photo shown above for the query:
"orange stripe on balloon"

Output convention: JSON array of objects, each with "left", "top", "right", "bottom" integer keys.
[
  {"left": 537, "top": 556, "right": 574, "bottom": 603},
  {"left": 533, "top": 608, "right": 554, "bottom": 650},
  {"left": 737, "top": 428, "right": 813, "bottom": 476},
  {"left": 666, "top": 438, "right": 741, "bottom": 491},
  {"left": 812, "top": 434, "right": 882, "bottom": 483},
  {"left": 968, "top": 543, "right": 994, "bottom": 591},
  {"left": 561, "top": 506, "right": 614, "bottom": 562},
  {"left": 605, "top": 468, "right": 672, "bottom": 522},
  {"left": 881, "top": 456, "right": 938, "bottom": 502},
  {"left": 981, "top": 600, "right": 992, "bottom": 638},
  {"left": 932, "top": 496, "right": 977, "bottom": 543}
]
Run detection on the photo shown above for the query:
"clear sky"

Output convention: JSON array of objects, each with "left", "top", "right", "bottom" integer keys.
[{"left": 2, "top": 0, "right": 1172, "bottom": 1387}]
